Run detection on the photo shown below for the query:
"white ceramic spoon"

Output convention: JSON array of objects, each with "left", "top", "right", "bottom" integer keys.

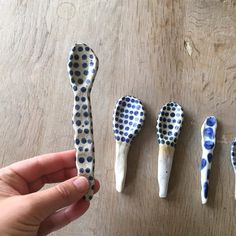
[
  {"left": 156, "top": 102, "right": 184, "bottom": 198},
  {"left": 200, "top": 116, "right": 217, "bottom": 204},
  {"left": 68, "top": 43, "right": 99, "bottom": 201},
  {"left": 230, "top": 138, "right": 236, "bottom": 200},
  {"left": 112, "top": 96, "right": 145, "bottom": 192}
]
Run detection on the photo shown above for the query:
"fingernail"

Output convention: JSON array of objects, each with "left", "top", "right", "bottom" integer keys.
[{"left": 73, "top": 177, "right": 88, "bottom": 193}]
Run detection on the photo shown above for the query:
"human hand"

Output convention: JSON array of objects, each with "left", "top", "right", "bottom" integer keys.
[{"left": 0, "top": 150, "right": 100, "bottom": 236}]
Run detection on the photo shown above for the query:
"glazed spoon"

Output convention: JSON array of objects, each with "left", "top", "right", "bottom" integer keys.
[
  {"left": 68, "top": 43, "right": 99, "bottom": 201},
  {"left": 156, "top": 102, "right": 184, "bottom": 198},
  {"left": 200, "top": 116, "right": 217, "bottom": 204},
  {"left": 112, "top": 96, "right": 145, "bottom": 192},
  {"left": 230, "top": 138, "right": 236, "bottom": 200}
]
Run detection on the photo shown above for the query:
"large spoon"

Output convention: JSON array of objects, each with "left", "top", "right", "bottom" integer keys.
[
  {"left": 230, "top": 138, "right": 236, "bottom": 200},
  {"left": 156, "top": 101, "right": 184, "bottom": 198},
  {"left": 68, "top": 43, "right": 99, "bottom": 201},
  {"left": 112, "top": 96, "right": 145, "bottom": 192},
  {"left": 200, "top": 116, "right": 217, "bottom": 204}
]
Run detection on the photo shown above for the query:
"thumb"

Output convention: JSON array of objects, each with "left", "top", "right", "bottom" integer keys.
[{"left": 26, "top": 176, "right": 89, "bottom": 219}]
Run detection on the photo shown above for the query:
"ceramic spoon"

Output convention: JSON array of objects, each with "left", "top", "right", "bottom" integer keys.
[
  {"left": 200, "top": 116, "right": 217, "bottom": 204},
  {"left": 112, "top": 96, "right": 145, "bottom": 192},
  {"left": 230, "top": 138, "right": 236, "bottom": 200},
  {"left": 68, "top": 43, "right": 99, "bottom": 201},
  {"left": 156, "top": 102, "right": 184, "bottom": 198}
]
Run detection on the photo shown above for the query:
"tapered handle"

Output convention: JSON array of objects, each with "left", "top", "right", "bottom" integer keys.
[
  {"left": 158, "top": 145, "right": 175, "bottom": 198},
  {"left": 115, "top": 142, "right": 130, "bottom": 192}
]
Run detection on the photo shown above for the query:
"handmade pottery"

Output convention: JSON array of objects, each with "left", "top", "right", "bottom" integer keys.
[
  {"left": 156, "top": 102, "right": 184, "bottom": 198},
  {"left": 200, "top": 116, "right": 217, "bottom": 204},
  {"left": 68, "top": 43, "right": 99, "bottom": 201},
  {"left": 112, "top": 96, "right": 145, "bottom": 192},
  {"left": 230, "top": 138, "right": 236, "bottom": 200}
]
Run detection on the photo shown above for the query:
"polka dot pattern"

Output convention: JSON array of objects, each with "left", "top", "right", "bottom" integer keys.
[
  {"left": 200, "top": 116, "right": 217, "bottom": 204},
  {"left": 112, "top": 96, "right": 145, "bottom": 144},
  {"left": 68, "top": 43, "right": 99, "bottom": 201},
  {"left": 231, "top": 138, "right": 236, "bottom": 171},
  {"left": 156, "top": 102, "right": 184, "bottom": 147}
]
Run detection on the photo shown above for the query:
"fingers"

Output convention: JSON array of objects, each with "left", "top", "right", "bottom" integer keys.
[
  {"left": 29, "top": 167, "right": 77, "bottom": 192},
  {"left": 38, "top": 199, "right": 89, "bottom": 236},
  {"left": 38, "top": 180, "right": 100, "bottom": 235},
  {"left": 7, "top": 150, "right": 76, "bottom": 184},
  {"left": 25, "top": 176, "right": 89, "bottom": 219}
]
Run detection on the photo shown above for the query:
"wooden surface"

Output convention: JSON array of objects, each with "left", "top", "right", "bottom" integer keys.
[{"left": 0, "top": 0, "right": 236, "bottom": 235}]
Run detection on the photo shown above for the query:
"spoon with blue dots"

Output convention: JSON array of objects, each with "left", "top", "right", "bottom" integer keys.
[
  {"left": 68, "top": 43, "right": 99, "bottom": 201},
  {"left": 156, "top": 102, "right": 184, "bottom": 198},
  {"left": 230, "top": 138, "right": 236, "bottom": 200},
  {"left": 200, "top": 116, "right": 217, "bottom": 204},
  {"left": 112, "top": 96, "right": 145, "bottom": 192}
]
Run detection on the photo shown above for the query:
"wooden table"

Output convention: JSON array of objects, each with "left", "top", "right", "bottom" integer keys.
[{"left": 1, "top": 1, "right": 236, "bottom": 235}]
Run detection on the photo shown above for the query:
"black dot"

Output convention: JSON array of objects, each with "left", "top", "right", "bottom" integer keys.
[
  {"left": 81, "top": 97, "right": 86, "bottom": 102},
  {"left": 78, "top": 157, "right": 85, "bottom": 163},
  {"left": 84, "top": 112, "right": 89, "bottom": 117},
  {"left": 81, "top": 138, "right": 86, "bottom": 144},
  {"left": 73, "top": 86, "right": 77, "bottom": 91},
  {"left": 81, "top": 87, "right": 86, "bottom": 92},
  {"left": 85, "top": 168, "right": 90, "bottom": 173},
  {"left": 168, "top": 124, "right": 173, "bottom": 129},
  {"left": 75, "top": 96, "right": 79, "bottom": 101},
  {"left": 75, "top": 139, "right": 80, "bottom": 145},
  {"left": 79, "top": 147, "right": 83, "bottom": 151},
  {"left": 77, "top": 128, "right": 82, "bottom": 133},
  {"left": 89, "top": 196, "right": 93, "bottom": 200},
  {"left": 73, "top": 62, "right": 79, "bottom": 68},
  {"left": 170, "top": 113, "right": 175, "bottom": 117},
  {"left": 84, "top": 129, "right": 89, "bottom": 134},
  {"left": 85, "top": 148, "right": 88, "bottom": 152},
  {"left": 71, "top": 78, "right": 75, "bottom": 83},
  {"left": 75, "top": 71, "right": 81, "bottom": 76},
  {"left": 78, "top": 78, "right": 83, "bottom": 84},
  {"left": 76, "top": 120, "right": 81, "bottom": 126},
  {"left": 74, "top": 54, "right": 79, "bottom": 60},
  {"left": 89, "top": 176, "right": 94, "bottom": 181},
  {"left": 78, "top": 47, "right": 83, "bottom": 51},
  {"left": 84, "top": 120, "right": 89, "bottom": 125},
  {"left": 75, "top": 112, "right": 80, "bottom": 117},
  {"left": 69, "top": 70, "right": 73, "bottom": 76},
  {"left": 70, "top": 55, "right": 73, "bottom": 60},
  {"left": 75, "top": 105, "right": 80, "bottom": 110},
  {"left": 87, "top": 156, "right": 93, "bottom": 162},
  {"left": 82, "top": 105, "right": 87, "bottom": 109},
  {"left": 68, "top": 62, "right": 73, "bottom": 67}
]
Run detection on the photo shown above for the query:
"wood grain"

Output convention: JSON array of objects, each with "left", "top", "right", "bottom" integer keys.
[{"left": 0, "top": 0, "right": 236, "bottom": 235}]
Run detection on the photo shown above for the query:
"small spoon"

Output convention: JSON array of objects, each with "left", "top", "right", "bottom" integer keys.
[
  {"left": 68, "top": 43, "right": 99, "bottom": 201},
  {"left": 230, "top": 138, "right": 236, "bottom": 200},
  {"left": 112, "top": 96, "right": 145, "bottom": 192},
  {"left": 200, "top": 116, "right": 217, "bottom": 204},
  {"left": 156, "top": 102, "right": 184, "bottom": 198}
]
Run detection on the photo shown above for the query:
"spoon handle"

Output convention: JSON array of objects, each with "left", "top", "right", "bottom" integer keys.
[
  {"left": 115, "top": 142, "right": 130, "bottom": 192},
  {"left": 158, "top": 144, "right": 175, "bottom": 198},
  {"left": 72, "top": 95, "right": 95, "bottom": 201},
  {"left": 200, "top": 116, "right": 217, "bottom": 204}
]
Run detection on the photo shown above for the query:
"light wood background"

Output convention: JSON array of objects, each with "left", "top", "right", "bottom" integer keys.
[{"left": 0, "top": 0, "right": 236, "bottom": 235}]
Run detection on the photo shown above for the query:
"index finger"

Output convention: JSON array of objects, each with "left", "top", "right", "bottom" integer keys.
[{"left": 7, "top": 150, "right": 76, "bottom": 183}]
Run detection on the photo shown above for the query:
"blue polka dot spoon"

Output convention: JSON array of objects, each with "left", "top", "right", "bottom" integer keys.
[
  {"left": 68, "top": 43, "right": 99, "bottom": 201},
  {"left": 200, "top": 116, "right": 217, "bottom": 204},
  {"left": 156, "top": 102, "right": 184, "bottom": 198},
  {"left": 230, "top": 138, "right": 236, "bottom": 199},
  {"left": 112, "top": 96, "right": 145, "bottom": 192}
]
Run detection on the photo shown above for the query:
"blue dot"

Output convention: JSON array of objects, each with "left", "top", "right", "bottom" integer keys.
[
  {"left": 128, "top": 134, "right": 133, "bottom": 139},
  {"left": 134, "top": 111, "right": 139, "bottom": 115},
  {"left": 125, "top": 126, "right": 129, "bottom": 131},
  {"left": 116, "top": 136, "right": 120, "bottom": 141},
  {"left": 85, "top": 47, "right": 90, "bottom": 51},
  {"left": 82, "top": 62, "right": 88, "bottom": 68},
  {"left": 132, "top": 105, "right": 135, "bottom": 109},
  {"left": 84, "top": 70, "right": 88, "bottom": 75},
  {"left": 81, "top": 138, "right": 86, "bottom": 144},
  {"left": 124, "top": 132, "right": 128, "bottom": 136},
  {"left": 168, "top": 124, "right": 173, "bottom": 129},
  {"left": 75, "top": 139, "right": 80, "bottom": 145},
  {"left": 78, "top": 157, "right": 85, "bottom": 163},
  {"left": 204, "top": 141, "right": 214, "bottom": 150},
  {"left": 129, "top": 116, "right": 134, "bottom": 120},
  {"left": 121, "top": 137, "right": 125, "bottom": 142},
  {"left": 82, "top": 54, "right": 87, "bottom": 60},
  {"left": 206, "top": 117, "right": 216, "bottom": 127},
  {"left": 124, "top": 120, "right": 128, "bottom": 124},
  {"left": 79, "top": 147, "right": 83, "bottom": 151},
  {"left": 75, "top": 105, "right": 80, "bottom": 110},
  {"left": 87, "top": 139, "right": 92, "bottom": 144},
  {"left": 125, "top": 97, "right": 130, "bottom": 102},
  {"left": 84, "top": 128, "right": 89, "bottom": 134},
  {"left": 203, "top": 182, "right": 208, "bottom": 199},
  {"left": 126, "top": 139, "right": 130, "bottom": 143},
  {"left": 201, "top": 159, "right": 207, "bottom": 169},
  {"left": 79, "top": 168, "right": 84, "bottom": 173},
  {"left": 204, "top": 127, "right": 214, "bottom": 139},
  {"left": 127, "top": 103, "right": 131, "bottom": 108},
  {"left": 207, "top": 153, "right": 213, "bottom": 163},
  {"left": 129, "top": 121, "right": 133, "bottom": 126},
  {"left": 73, "top": 86, "right": 77, "bottom": 91}
]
